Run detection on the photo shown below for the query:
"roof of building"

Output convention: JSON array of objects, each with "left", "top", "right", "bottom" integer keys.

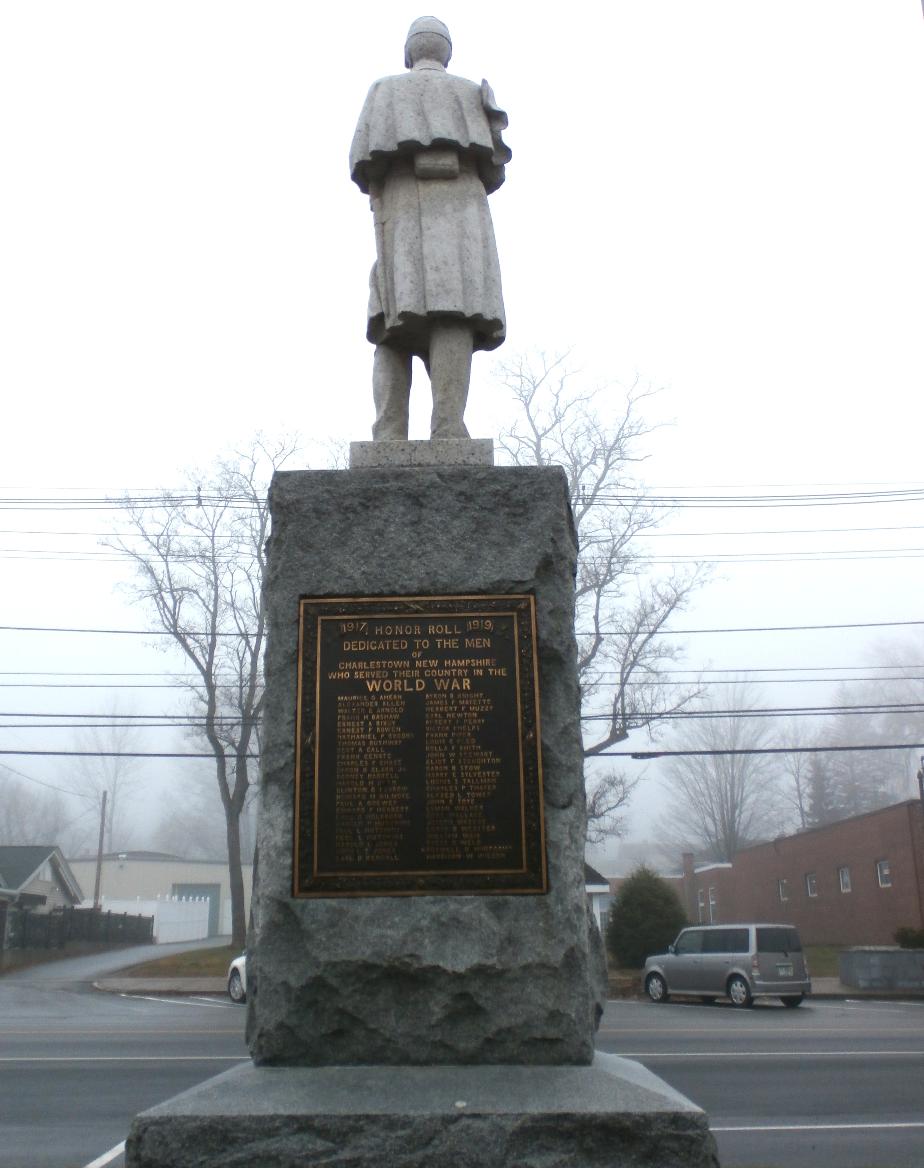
[
  {"left": 736, "top": 798, "right": 922, "bottom": 853},
  {"left": 0, "top": 845, "right": 84, "bottom": 901},
  {"left": 584, "top": 862, "right": 609, "bottom": 888},
  {"left": 68, "top": 851, "right": 249, "bottom": 866},
  {"left": 0, "top": 845, "right": 58, "bottom": 890}
]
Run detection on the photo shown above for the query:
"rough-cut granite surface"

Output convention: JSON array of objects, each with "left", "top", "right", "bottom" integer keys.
[
  {"left": 349, "top": 438, "right": 494, "bottom": 466},
  {"left": 246, "top": 466, "right": 607, "bottom": 1066},
  {"left": 126, "top": 1054, "right": 720, "bottom": 1168}
]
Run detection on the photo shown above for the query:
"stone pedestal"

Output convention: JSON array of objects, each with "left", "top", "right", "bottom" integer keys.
[
  {"left": 125, "top": 465, "right": 720, "bottom": 1167},
  {"left": 248, "top": 466, "right": 604, "bottom": 1066},
  {"left": 349, "top": 438, "right": 494, "bottom": 466},
  {"left": 125, "top": 1054, "right": 718, "bottom": 1168}
]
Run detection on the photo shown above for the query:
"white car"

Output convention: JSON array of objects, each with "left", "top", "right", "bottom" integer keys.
[{"left": 227, "top": 954, "right": 247, "bottom": 1004}]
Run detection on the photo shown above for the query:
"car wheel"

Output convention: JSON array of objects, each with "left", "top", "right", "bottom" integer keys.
[
  {"left": 781, "top": 994, "right": 804, "bottom": 1008},
  {"left": 646, "top": 973, "right": 669, "bottom": 1003},
  {"left": 727, "top": 975, "right": 753, "bottom": 1008},
  {"left": 228, "top": 969, "right": 246, "bottom": 1004}
]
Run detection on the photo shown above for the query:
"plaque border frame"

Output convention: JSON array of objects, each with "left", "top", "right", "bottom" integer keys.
[{"left": 292, "top": 593, "right": 548, "bottom": 898}]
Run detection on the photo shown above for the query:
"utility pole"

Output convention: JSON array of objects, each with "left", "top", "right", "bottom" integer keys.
[{"left": 93, "top": 790, "right": 107, "bottom": 910}]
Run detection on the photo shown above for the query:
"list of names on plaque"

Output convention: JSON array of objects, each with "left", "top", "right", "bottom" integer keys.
[
  {"left": 334, "top": 693, "right": 411, "bottom": 866},
  {"left": 295, "top": 595, "right": 547, "bottom": 897}
]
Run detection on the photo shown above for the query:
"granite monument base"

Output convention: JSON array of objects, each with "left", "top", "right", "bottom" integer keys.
[
  {"left": 248, "top": 467, "right": 606, "bottom": 1067},
  {"left": 126, "top": 1053, "right": 720, "bottom": 1167}
]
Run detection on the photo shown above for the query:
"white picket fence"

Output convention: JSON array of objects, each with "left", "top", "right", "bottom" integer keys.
[{"left": 81, "top": 895, "right": 211, "bottom": 943}]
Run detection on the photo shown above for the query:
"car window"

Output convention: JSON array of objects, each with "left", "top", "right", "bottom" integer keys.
[
  {"left": 703, "top": 928, "right": 749, "bottom": 953},
  {"left": 757, "top": 927, "right": 802, "bottom": 953},
  {"left": 727, "top": 927, "right": 749, "bottom": 952},
  {"left": 674, "top": 929, "right": 704, "bottom": 955}
]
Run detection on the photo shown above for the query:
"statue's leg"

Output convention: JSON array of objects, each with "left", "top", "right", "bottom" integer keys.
[
  {"left": 429, "top": 321, "right": 473, "bottom": 439},
  {"left": 372, "top": 344, "right": 412, "bottom": 441}
]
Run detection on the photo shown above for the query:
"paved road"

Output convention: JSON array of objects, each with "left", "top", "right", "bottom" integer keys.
[
  {"left": 598, "top": 995, "right": 924, "bottom": 1167},
  {"left": 0, "top": 942, "right": 245, "bottom": 1168},
  {"left": 4, "top": 954, "right": 924, "bottom": 1168}
]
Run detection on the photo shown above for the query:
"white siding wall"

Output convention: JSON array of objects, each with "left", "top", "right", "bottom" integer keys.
[{"left": 81, "top": 896, "right": 211, "bottom": 943}]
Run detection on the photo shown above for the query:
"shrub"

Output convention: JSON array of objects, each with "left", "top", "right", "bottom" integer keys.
[
  {"left": 606, "top": 865, "right": 687, "bottom": 969},
  {"left": 894, "top": 926, "right": 924, "bottom": 949}
]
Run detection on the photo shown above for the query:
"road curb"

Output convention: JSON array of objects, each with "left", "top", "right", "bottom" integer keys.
[{"left": 94, "top": 977, "right": 227, "bottom": 995}]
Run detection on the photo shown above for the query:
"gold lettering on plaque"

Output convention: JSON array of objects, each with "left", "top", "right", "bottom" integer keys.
[{"left": 294, "top": 595, "right": 547, "bottom": 897}]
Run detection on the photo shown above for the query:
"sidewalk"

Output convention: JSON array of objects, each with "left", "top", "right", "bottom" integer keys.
[{"left": 810, "top": 975, "right": 924, "bottom": 1000}]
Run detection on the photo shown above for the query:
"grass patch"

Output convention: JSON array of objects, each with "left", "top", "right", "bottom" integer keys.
[
  {"left": 119, "top": 944, "right": 239, "bottom": 978},
  {"left": 607, "top": 969, "right": 642, "bottom": 998},
  {"left": 804, "top": 945, "right": 841, "bottom": 978}
]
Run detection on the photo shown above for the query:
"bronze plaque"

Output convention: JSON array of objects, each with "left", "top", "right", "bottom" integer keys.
[{"left": 293, "top": 594, "right": 547, "bottom": 896}]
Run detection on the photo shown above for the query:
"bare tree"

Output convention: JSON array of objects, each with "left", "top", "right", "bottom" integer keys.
[
  {"left": 778, "top": 717, "right": 814, "bottom": 831},
  {"left": 70, "top": 709, "right": 142, "bottom": 853},
  {"left": 107, "top": 436, "right": 297, "bottom": 948},
  {"left": 496, "top": 352, "right": 705, "bottom": 839},
  {"left": 584, "top": 769, "right": 640, "bottom": 845},
  {"left": 657, "top": 683, "right": 785, "bottom": 862}
]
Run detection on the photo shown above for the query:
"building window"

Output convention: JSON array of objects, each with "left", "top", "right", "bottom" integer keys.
[
  {"left": 697, "top": 889, "right": 706, "bottom": 922},
  {"left": 708, "top": 887, "right": 717, "bottom": 923},
  {"left": 805, "top": 872, "right": 817, "bottom": 898},
  {"left": 876, "top": 860, "right": 892, "bottom": 888},
  {"left": 838, "top": 866, "right": 851, "bottom": 893},
  {"left": 778, "top": 878, "right": 789, "bottom": 902}
]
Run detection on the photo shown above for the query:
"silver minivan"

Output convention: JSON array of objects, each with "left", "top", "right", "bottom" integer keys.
[{"left": 643, "top": 923, "right": 811, "bottom": 1008}]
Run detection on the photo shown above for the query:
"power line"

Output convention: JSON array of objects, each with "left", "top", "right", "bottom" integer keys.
[
  {"left": 585, "top": 619, "right": 924, "bottom": 636},
  {"left": 583, "top": 701, "right": 924, "bottom": 722},
  {"left": 4, "top": 742, "right": 922, "bottom": 761},
  {"left": 0, "top": 711, "right": 232, "bottom": 720},
  {"left": 2, "top": 618, "right": 922, "bottom": 638},
  {"left": 638, "top": 524, "right": 924, "bottom": 538},
  {"left": 593, "top": 675, "right": 924, "bottom": 687},
  {"left": 5, "top": 548, "right": 924, "bottom": 567},
  {"left": 0, "top": 759, "right": 94, "bottom": 798},
  {"left": 1, "top": 485, "right": 923, "bottom": 514},
  {"left": 3, "top": 662, "right": 922, "bottom": 679},
  {"left": 0, "top": 750, "right": 257, "bottom": 760},
  {"left": 0, "top": 624, "right": 245, "bottom": 637},
  {"left": 0, "top": 683, "right": 197, "bottom": 689},
  {"left": 612, "top": 742, "right": 924, "bottom": 760},
  {"left": 5, "top": 521, "right": 924, "bottom": 541}
]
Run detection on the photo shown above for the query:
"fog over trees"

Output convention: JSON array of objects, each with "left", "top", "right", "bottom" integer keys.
[
  {"left": 70, "top": 711, "right": 143, "bottom": 854},
  {"left": 656, "top": 682, "right": 784, "bottom": 862}
]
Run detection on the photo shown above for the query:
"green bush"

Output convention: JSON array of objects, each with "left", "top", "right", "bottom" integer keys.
[
  {"left": 894, "top": 926, "right": 924, "bottom": 949},
  {"left": 606, "top": 865, "right": 687, "bottom": 969}
]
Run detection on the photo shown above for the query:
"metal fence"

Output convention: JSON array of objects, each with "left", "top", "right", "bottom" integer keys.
[{"left": 4, "top": 906, "right": 154, "bottom": 950}]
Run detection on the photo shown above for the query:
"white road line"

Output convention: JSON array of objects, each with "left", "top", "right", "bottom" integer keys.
[
  {"left": 119, "top": 994, "right": 229, "bottom": 1008},
  {"left": 81, "top": 1140, "right": 126, "bottom": 1168},
  {"left": 622, "top": 1049, "right": 924, "bottom": 1058},
  {"left": 0, "top": 1055, "right": 248, "bottom": 1063},
  {"left": 712, "top": 1121, "right": 924, "bottom": 1133}
]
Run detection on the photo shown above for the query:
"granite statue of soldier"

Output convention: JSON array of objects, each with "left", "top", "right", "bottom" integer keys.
[{"left": 350, "top": 16, "right": 510, "bottom": 440}]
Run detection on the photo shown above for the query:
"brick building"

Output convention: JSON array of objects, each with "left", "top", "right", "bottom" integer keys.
[{"left": 665, "top": 798, "right": 924, "bottom": 946}]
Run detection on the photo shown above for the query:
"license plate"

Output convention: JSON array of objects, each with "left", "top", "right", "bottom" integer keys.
[{"left": 777, "top": 962, "right": 794, "bottom": 977}]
